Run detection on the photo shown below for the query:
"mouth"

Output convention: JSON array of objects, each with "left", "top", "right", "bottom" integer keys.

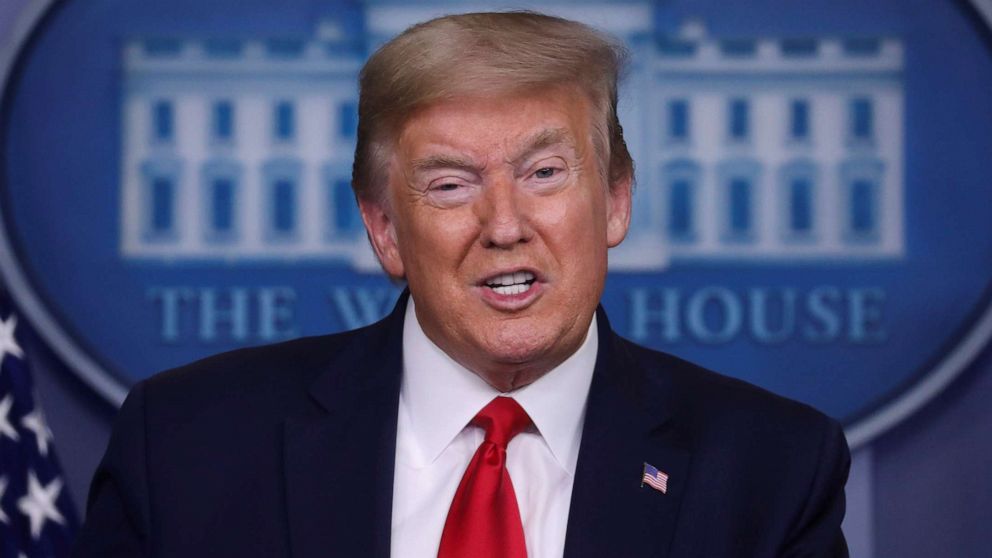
[{"left": 482, "top": 270, "right": 538, "bottom": 296}]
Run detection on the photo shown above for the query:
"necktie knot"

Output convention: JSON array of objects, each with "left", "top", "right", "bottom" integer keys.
[{"left": 471, "top": 396, "right": 532, "bottom": 449}]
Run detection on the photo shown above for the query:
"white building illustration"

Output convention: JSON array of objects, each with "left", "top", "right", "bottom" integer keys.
[{"left": 119, "top": 1, "right": 904, "bottom": 271}]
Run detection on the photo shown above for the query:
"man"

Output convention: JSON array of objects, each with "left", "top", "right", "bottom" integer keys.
[{"left": 73, "top": 12, "right": 849, "bottom": 558}]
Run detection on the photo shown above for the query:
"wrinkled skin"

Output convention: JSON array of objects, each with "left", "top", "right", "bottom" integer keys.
[{"left": 360, "top": 87, "right": 631, "bottom": 391}]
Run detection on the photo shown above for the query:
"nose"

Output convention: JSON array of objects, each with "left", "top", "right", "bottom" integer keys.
[{"left": 476, "top": 177, "right": 532, "bottom": 249}]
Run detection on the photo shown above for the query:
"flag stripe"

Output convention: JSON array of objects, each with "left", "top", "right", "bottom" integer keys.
[{"left": 641, "top": 463, "right": 669, "bottom": 494}]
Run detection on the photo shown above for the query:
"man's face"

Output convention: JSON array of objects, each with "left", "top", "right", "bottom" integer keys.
[{"left": 361, "top": 87, "right": 631, "bottom": 390}]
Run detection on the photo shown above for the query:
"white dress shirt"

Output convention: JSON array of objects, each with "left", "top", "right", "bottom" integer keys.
[{"left": 390, "top": 299, "right": 599, "bottom": 558}]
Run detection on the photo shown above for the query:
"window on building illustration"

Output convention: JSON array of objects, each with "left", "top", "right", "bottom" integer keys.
[
  {"left": 213, "top": 101, "right": 234, "bottom": 142},
  {"left": 267, "top": 38, "right": 305, "bottom": 58},
  {"left": 272, "top": 178, "right": 297, "bottom": 234},
  {"left": 150, "top": 176, "right": 174, "bottom": 234},
  {"left": 339, "top": 102, "right": 358, "bottom": 140},
  {"left": 332, "top": 178, "right": 361, "bottom": 235},
  {"left": 204, "top": 39, "right": 242, "bottom": 58},
  {"left": 789, "top": 177, "right": 814, "bottom": 233},
  {"left": 657, "top": 37, "right": 696, "bottom": 57},
  {"left": 840, "top": 157, "right": 883, "bottom": 242},
  {"left": 790, "top": 100, "right": 810, "bottom": 141},
  {"left": 274, "top": 101, "right": 295, "bottom": 141},
  {"left": 720, "top": 39, "right": 756, "bottom": 57},
  {"left": 143, "top": 38, "right": 181, "bottom": 57},
  {"left": 663, "top": 160, "right": 700, "bottom": 242},
  {"left": 729, "top": 99, "right": 749, "bottom": 141},
  {"left": 153, "top": 101, "right": 173, "bottom": 142},
  {"left": 781, "top": 38, "right": 818, "bottom": 57},
  {"left": 850, "top": 179, "right": 877, "bottom": 236},
  {"left": 728, "top": 177, "right": 752, "bottom": 236},
  {"left": 851, "top": 98, "right": 874, "bottom": 141},
  {"left": 210, "top": 177, "right": 235, "bottom": 234},
  {"left": 668, "top": 100, "right": 689, "bottom": 141},
  {"left": 325, "top": 38, "right": 363, "bottom": 57},
  {"left": 843, "top": 38, "right": 880, "bottom": 56},
  {"left": 668, "top": 179, "right": 694, "bottom": 239}
]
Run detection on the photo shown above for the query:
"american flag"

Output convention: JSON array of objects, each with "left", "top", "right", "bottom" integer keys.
[
  {"left": 641, "top": 462, "right": 669, "bottom": 494},
  {"left": 0, "top": 291, "right": 78, "bottom": 557}
]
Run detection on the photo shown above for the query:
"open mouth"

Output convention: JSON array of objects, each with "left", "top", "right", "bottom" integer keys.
[{"left": 484, "top": 270, "right": 537, "bottom": 296}]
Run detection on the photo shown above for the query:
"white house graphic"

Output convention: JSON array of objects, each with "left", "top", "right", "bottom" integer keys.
[{"left": 119, "top": 1, "right": 904, "bottom": 271}]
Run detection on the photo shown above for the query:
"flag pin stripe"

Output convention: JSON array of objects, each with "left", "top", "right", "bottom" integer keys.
[{"left": 641, "top": 462, "right": 669, "bottom": 494}]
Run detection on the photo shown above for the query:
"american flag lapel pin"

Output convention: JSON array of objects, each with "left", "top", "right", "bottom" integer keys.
[{"left": 641, "top": 462, "right": 669, "bottom": 494}]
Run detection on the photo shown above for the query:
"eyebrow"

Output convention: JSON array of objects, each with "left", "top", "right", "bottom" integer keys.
[
  {"left": 507, "top": 128, "right": 577, "bottom": 168},
  {"left": 408, "top": 128, "right": 578, "bottom": 178},
  {"left": 409, "top": 154, "right": 481, "bottom": 177}
]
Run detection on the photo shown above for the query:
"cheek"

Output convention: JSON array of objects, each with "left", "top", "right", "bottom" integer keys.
[
  {"left": 536, "top": 189, "right": 607, "bottom": 246},
  {"left": 531, "top": 190, "right": 587, "bottom": 229},
  {"left": 398, "top": 210, "right": 479, "bottom": 278}
]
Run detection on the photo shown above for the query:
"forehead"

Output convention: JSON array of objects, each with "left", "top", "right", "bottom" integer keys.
[{"left": 393, "top": 88, "right": 594, "bottom": 164}]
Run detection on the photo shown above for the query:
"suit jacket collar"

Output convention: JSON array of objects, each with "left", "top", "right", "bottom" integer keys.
[
  {"left": 562, "top": 307, "right": 690, "bottom": 558},
  {"left": 283, "top": 294, "right": 689, "bottom": 558},
  {"left": 283, "top": 290, "right": 407, "bottom": 558}
]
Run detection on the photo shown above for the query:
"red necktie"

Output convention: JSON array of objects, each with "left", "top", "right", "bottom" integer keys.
[{"left": 437, "top": 396, "right": 532, "bottom": 558}]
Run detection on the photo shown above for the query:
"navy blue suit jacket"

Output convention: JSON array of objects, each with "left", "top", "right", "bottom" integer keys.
[{"left": 73, "top": 293, "right": 849, "bottom": 557}]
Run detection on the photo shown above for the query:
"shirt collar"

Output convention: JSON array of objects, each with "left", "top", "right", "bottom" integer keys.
[{"left": 400, "top": 298, "right": 598, "bottom": 475}]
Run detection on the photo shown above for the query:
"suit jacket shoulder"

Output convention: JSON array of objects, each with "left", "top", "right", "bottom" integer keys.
[
  {"left": 143, "top": 317, "right": 389, "bottom": 411},
  {"left": 621, "top": 337, "right": 839, "bottom": 441},
  {"left": 73, "top": 309, "right": 406, "bottom": 558},
  {"left": 606, "top": 334, "right": 851, "bottom": 557}
]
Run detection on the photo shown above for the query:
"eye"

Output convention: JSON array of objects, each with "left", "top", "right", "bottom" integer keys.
[
  {"left": 424, "top": 178, "right": 478, "bottom": 207},
  {"left": 525, "top": 161, "right": 568, "bottom": 193}
]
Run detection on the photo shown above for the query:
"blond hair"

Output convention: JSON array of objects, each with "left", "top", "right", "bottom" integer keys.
[{"left": 352, "top": 11, "right": 633, "bottom": 203}]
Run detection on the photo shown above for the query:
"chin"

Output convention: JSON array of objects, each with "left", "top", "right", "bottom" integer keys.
[{"left": 480, "top": 328, "right": 559, "bottom": 367}]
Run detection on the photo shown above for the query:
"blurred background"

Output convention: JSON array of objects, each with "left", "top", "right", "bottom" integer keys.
[{"left": 1, "top": 1, "right": 991, "bottom": 556}]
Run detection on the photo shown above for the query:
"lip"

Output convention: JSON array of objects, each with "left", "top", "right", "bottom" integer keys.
[{"left": 474, "top": 267, "right": 545, "bottom": 311}]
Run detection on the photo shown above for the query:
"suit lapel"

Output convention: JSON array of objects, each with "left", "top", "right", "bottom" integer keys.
[
  {"left": 563, "top": 309, "right": 691, "bottom": 558},
  {"left": 283, "top": 293, "right": 407, "bottom": 558}
]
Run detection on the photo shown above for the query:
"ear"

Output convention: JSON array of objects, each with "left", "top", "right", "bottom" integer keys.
[
  {"left": 606, "top": 172, "right": 633, "bottom": 248},
  {"left": 359, "top": 197, "right": 405, "bottom": 279}
]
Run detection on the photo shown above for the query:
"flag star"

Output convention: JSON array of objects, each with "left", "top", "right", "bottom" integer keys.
[
  {"left": 0, "top": 314, "right": 24, "bottom": 367},
  {"left": 0, "top": 395, "right": 19, "bottom": 442},
  {"left": 17, "top": 471, "right": 65, "bottom": 539},
  {"left": 0, "top": 476, "right": 9, "bottom": 524},
  {"left": 21, "top": 407, "right": 53, "bottom": 457}
]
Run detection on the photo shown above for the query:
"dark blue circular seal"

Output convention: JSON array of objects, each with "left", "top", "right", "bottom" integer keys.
[{"left": 3, "top": 0, "right": 992, "bottom": 448}]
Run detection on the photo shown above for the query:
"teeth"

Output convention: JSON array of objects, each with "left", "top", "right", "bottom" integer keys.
[
  {"left": 492, "top": 283, "right": 532, "bottom": 296},
  {"left": 486, "top": 271, "right": 536, "bottom": 295}
]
